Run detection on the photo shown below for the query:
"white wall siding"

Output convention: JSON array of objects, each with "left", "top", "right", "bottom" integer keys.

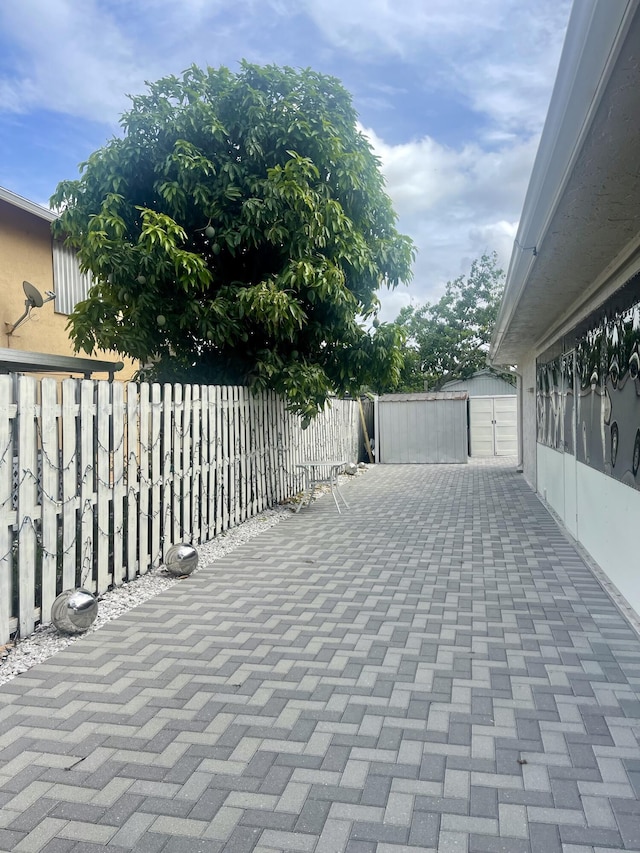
[
  {"left": 52, "top": 241, "right": 92, "bottom": 315},
  {"left": 537, "top": 444, "right": 566, "bottom": 519},
  {"left": 537, "top": 442, "right": 640, "bottom": 614}
]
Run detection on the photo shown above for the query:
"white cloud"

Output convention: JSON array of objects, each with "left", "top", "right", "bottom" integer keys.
[
  {"left": 0, "top": 0, "right": 250, "bottom": 122},
  {"left": 0, "top": 1, "right": 151, "bottom": 120},
  {"left": 365, "top": 127, "right": 538, "bottom": 317},
  {"left": 0, "top": 0, "right": 571, "bottom": 134},
  {"left": 302, "top": 0, "right": 571, "bottom": 137}
]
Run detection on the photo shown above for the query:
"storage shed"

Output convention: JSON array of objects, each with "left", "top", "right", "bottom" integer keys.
[
  {"left": 375, "top": 392, "right": 468, "bottom": 463},
  {"left": 441, "top": 370, "right": 518, "bottom": 458}
]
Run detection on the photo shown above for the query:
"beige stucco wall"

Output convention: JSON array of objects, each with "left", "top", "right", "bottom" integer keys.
[{"left": 0, "top": 199, "right": 137, "bottom": 381}]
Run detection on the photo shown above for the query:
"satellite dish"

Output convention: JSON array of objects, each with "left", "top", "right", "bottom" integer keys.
[
  {"left": 23, "top": 281, "right": 44, "bottom": 308},
  {"left": 5, "top": 280, "right": 52, "bottom": 335}
]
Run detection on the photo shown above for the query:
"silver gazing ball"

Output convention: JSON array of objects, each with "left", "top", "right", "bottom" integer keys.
[
  {"left": 345, "top": 462, "right": 358, "bottom": 476},
  {"left": 165, "top": 543, "right": 199, "bottom": 576},
  {"left": 51, "top": 588, "right": 98, "bottom": 634}
]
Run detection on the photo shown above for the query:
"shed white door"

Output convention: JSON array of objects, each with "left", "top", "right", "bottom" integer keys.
[{"left": 469, "top": 396, "right": 517, "bottom": 456}]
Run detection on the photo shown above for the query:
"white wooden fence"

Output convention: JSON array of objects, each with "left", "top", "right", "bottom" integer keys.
[{"left": 0, "top": 376, "right": 367, "bottom": 644}]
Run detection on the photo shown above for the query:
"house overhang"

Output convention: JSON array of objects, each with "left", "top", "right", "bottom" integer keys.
[
  {"left": 0, "top": 186, "right": 56, "bottom": 223},
  {"left": 0, "top": 348, "right": 124, "bottom": 379},
  {"left": 490, "top": 0, "right": 640, "bottom": 366}
]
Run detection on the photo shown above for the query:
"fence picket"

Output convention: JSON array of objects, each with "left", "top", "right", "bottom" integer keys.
[
  {"left": 172, "top": 384, "right": 182, "bottom": 547},
  {"left": 126, "top": 383, "right": 139, "bottom": 581},
  {"left": 200, "top": 385, "right": 210, "bottom": 542},
  {"left": 161, "top": 384, "right": 173, "bottom": 560},
  {"left": 138, "top": 383, "right": 150, "bottom": 575},
  {"left": 61, "top": 380, "right": 78, "bottom": 590},
  {"left": 191, "top": 385, "right": 201, "bottom": 544},
  {"left": 240, "top": 388, "right": 249, "bottom": 521},
  {"left": 40, "top": 379, "right": 59, "bottom": 622},
  {"left": 17, "top": 376, "right": 38, "bottom": 637},
  {"left": 0, "top": 377, "right": 14, "bottom": 644},
  {"left": 256, "top": 392, "right": 267, "bottom": 512},
  {"left": 96, "top": 381, "right": 110, "bottom": 594},
  {"left": 266, "top": 393, "right": 275, "bottom": 503},
  {"left": 78, "top": 380, "right": 95, "bottom": 592},
  {"left": 214, "top": 386, "right": 223, "bottom": 536},
  {"left": 221, "top": 387, "right": 230, "bottom": 532},
  {"left": 182, "top": 384, "right": 192, "bottom": 543},
  {"left": 112, "top": 382, "right": 125, "bottom": 586},
  {"left": 230, "top": 387, "right": 238, "bottom": 527},
  {"left": 150, "top": 384, "right": 162, "bottom": 568}
]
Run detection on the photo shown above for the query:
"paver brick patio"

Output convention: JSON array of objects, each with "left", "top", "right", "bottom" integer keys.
[{"left": 1, "top": 460, "right": 640, "bottom": 851}]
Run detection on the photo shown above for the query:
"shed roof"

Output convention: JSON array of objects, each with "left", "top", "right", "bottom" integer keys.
[{"left": 378, "top": 392, "right": 468, "bottom": 402}]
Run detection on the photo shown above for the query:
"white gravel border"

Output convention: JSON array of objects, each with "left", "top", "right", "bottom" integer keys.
[
  {"left": 0, "top": 505, "right": 291, "bottom": 686},
  {"left": 0, "top": 466, "right": 366, "bottom": 686}
]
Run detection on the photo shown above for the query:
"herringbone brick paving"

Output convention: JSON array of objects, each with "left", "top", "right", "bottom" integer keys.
[{"left": 1, "top": 461, "right": 640, "bottom": 852}]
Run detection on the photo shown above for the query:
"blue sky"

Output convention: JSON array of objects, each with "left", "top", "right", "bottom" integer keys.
[{"left": 0, "top": 0, "right": 572, "bottom": 318}]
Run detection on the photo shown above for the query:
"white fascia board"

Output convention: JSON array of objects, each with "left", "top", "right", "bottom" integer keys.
[
  {"left": 0, "top": 186, "right": 57, "bottom": 223},
  {"left": 490, "top": 0, "right": 640, "bottom": 365}
]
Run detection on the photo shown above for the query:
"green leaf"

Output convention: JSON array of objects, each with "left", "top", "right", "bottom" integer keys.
[{"left": 52, "top": 61, "right": 414, "bottom": 418}]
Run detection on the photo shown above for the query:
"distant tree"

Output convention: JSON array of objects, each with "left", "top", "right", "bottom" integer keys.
[
  {"left": 389, "top": 252, "right": 507, "bottom": 392},
  {"left": 51, "top": 62, "right": 414, "bottom": 423}
]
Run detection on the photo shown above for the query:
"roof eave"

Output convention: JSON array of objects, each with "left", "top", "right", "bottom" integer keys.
[
  {"left": 490, "top": 0, "right": 640, "bottom": 366},
  {"left": 0, "top": 186, "right": 57, "bottom": 223}
]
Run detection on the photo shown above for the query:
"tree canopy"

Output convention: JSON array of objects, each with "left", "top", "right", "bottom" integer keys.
[
  {"left": 51, "top": 62, "right": 414, "bottom": 422},
  {"left": 389, "top": 252, "right": 507, "bottom": 392}
]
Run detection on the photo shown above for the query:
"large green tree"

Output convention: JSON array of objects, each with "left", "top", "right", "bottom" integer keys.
[
  {"left": 390, "top": 252, "right": 507, "bottom": 392},
  {"left": 52, "top": 63, "right": 413, "bottom": 422}
]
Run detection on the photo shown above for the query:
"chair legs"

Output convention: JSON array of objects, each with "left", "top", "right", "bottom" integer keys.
[{"left": 296, "top": 473, "right": 349, "bottom": 513}]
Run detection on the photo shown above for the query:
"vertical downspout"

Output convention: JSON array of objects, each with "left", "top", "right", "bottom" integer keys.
[
  {"left": 516, "top": 371, "right": 524, "bottom": 472},
  {"left": 374, "top": 395, "right": 380, "bottom": 464}
]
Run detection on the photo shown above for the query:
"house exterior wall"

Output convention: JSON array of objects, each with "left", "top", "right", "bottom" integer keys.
[
  {"left": 526, "top": 270, "right": 640, "bottom": 613},
  {"left": 0, "top": 197, "right": 137, "bottom": 380},
  {"left": 0, "top": 200, "right": 61, "bottom": 353}
]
